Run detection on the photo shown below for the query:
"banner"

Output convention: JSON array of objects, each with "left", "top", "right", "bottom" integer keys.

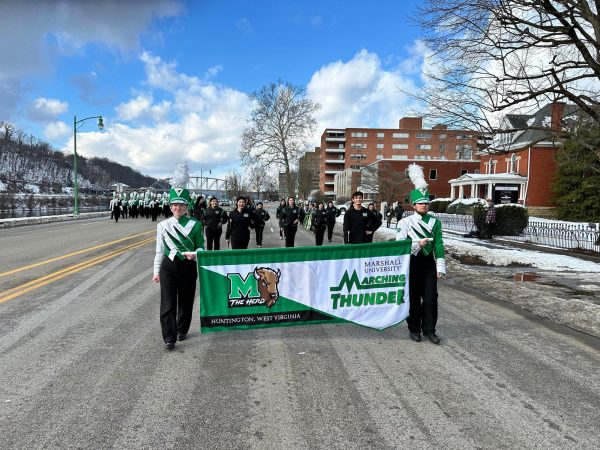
[{"left": 198, "top": 240, "right": 412, "bottom": 333}]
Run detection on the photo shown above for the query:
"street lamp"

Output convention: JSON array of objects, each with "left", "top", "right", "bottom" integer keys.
[{"left": 73, "top": 114, "right": 103, "bottom": 216}]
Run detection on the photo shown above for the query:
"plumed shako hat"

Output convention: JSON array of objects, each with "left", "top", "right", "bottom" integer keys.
[
  {"left": 169, "top": 162, "right": 191, "bottom": 205},
  {"left": 407, "top": 164, "right": 430, "bottom": 204}
]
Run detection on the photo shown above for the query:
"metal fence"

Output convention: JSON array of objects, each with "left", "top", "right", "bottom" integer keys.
[{"left": 431, "top": 212, "right": 600, "bottom": 253}]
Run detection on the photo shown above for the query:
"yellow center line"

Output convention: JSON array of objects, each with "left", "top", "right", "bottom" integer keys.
[
  {"left": 0, "top": 237, "right": 155, "bottom": 304},
  {"left": 0, "top": 230, "right": 154, "bottom": 278}
]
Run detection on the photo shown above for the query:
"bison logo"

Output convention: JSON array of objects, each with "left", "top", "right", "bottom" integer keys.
[{"left": 254, "top": 267, "right": 281, "bottom": 308}]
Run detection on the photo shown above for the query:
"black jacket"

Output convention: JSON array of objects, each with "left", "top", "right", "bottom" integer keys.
[
  {"left": 366, "top": 210, "right": 383, "bottom": 233},
  {"left": 225, "top": 209, "right": 254, "bottom": 241},
  {"left": 394, "top": 204, "right": 404, "bottom": 220},
  {"left": 281, "top": 206, "right": 305, "bottom": 227},
  {"left": 325, "top": 206, "right": 340, "bottom": 224},
  {"left": 312, "top": 209, "right": 328, "bottom": 229},
  {"left": 253, "top": 209, "right": 270, "bottom": 227},
  {"left": 202, "top": 206, "right": 228, "bottom": 230},
  {"left": 343, "top": 206, "right": 373, "bottom": 244}
]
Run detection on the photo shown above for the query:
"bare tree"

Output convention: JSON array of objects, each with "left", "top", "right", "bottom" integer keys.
[
  {"left": 360, "top": 162, "right": 413, "bottom": 204},
  {"left": 225, "top": 170, "right": 248, "bottom": 199},
  {"left": 240, "top": 80, "right": 320, "bottom": 197},
  {"left": 412, "top": 0, "right": 600, "bottom": 135},
  {"left": 247, "top": 165, "right": 271, "bottom": 200}
]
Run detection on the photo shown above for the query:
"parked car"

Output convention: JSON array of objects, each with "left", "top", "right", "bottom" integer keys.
[
  {"left": 335, "top": 201, "right": 352, "bottom": 213},
  {"left": 219, "top": 200, "right": 231, "bottom": 207}
]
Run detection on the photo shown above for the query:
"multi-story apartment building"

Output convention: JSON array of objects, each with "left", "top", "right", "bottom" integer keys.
[{"left": 319, "top": 117, "right": 481, "bottom": 199}]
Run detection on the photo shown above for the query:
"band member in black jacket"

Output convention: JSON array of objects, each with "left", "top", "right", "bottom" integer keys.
[
  {"left": 280, "top": 197, "right": 305, "bottom": 247},
  {"left": 365, "top": 203, "right": 383, "bottom": 243},
  {"left": 312, "top": 202, "right": 328, "bottom": 246},
  {"left": 325, "top": 201, "right": 340, "bottom": 243},
  {"left": 343, "top": 191, "right": 373, "bottom": 244},
  {"left": 225, "top": 197, "right": 254, "bottom": 249},
  {"left": 202, "top": 197, "right": 228, "bottom": 250},
  {"left": 252, "top": 202, "right": 270, "bottom": 247},
  {"left": 275, "top": 199, "right": 286, "bottom": 240}
]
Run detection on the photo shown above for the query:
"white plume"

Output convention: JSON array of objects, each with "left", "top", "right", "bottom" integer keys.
[
  {"left": 172, "top": 161, "right": 190, "bottom": 188},
  {"left": 407, "top": 163, "right": 428, "bottom": 189}
]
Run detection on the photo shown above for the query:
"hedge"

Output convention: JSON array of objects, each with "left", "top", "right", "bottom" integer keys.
[{"left": 472, "top": 204, "right": 529, "bottom": 236}]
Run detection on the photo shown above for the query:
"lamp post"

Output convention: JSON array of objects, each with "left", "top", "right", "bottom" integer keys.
[{"left": 73, "top": 114, "right": 103, "bottom": 216}]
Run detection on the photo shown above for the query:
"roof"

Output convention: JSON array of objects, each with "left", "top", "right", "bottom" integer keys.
[{"left": 449, "top": 173, "right": 527, "bottom": 184}]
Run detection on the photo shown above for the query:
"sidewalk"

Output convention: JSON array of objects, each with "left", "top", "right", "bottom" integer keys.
[{"left": 0, "top": 211, "right": 111, "bottom": 229}]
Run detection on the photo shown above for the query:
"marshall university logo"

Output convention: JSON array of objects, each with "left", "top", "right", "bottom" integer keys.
[{"left": 227, "top": 267, "right": 281, "bottom": 308}]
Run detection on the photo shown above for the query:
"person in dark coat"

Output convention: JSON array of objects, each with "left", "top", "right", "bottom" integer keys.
[
  {"left": 275, "top": 199, "right": 286, "bottom": 240},
  {"left": 202, "top": 197, "right": 228, "bottom": 250},
  {"left": 325, "top": 201, "right": 340, "bottom": 243},
  {"left": 312, "top": 202, "right": 328, "bottom": 246},
  {"left": 484, "top": 197, "right": 497, "bottom": 239},
  {"left": 252, "top": 202, "right": 270, "bottom": 247},
  {"left": 280, "top": 197, "right": 305, "bottom": 248},
  {"left": 112, "top": 198, "right": 122, "bottom": 223},
  {"left": 225, "top": 197, "right": 254, "bottom": 249},
  {"left": 365, "top": 203, "right": 383, "bottom": 243},
  {"left": 394, "top": 201, "right": 405, "bottom": 224},
  {"left": 343, "top": 191, "right": 373, "bottom": 244}
]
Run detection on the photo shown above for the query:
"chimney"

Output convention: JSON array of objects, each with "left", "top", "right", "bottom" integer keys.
[{"left": 550, "top": 102, "right": 565, "bottom": 130}]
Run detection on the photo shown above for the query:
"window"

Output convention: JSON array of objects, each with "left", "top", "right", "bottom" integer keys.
[
  {"left": 429, "top": 169, "right": 437, "bottom": 180},
  {"left": 376, "top": 155, "right": 384, "bottom": 159},
  {"left": 377, "top": 132, "right": 385, "bottom": 138},
  {"left": 350, "top": 132, "right": 368, "bottom": 138},
  {"left": 416, "top": 144, "right": 431, "bottom": 150},
  {"left": 350, "top": 143, "right": 367, "bottom": 149},
  {"left": 350, "top": 154, "right": 367, "bottom": 160},
  {"left": 461, "top": 169, "right": 468, "bottom": 175},
  {"left": 439, "top": 144, "right": 445, "bottom": 153},
  {"left": 392, "top": 155, "right": 408, "bottom": 160},
  {"left": 415, "top": 133, "right": 432, "bottom": 139},
  {"left": 377, "top": 143, "right": 384, "bottom": 149},
  {"left": 392, "top": 143, "right": 408, "bottom": 150},
  {"left": 392, "top": 132, "right": 409, "bottom": 139},
  {"left": 439, "top": 134, "right": 447, "bottom": 140},
  {"left": 350, "top": 164, "right": 362, "bottom": 170}
]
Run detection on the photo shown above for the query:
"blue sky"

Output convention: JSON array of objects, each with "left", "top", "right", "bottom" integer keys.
[{"left": 1, "top": 0, "right": 427, "bottom": 179}]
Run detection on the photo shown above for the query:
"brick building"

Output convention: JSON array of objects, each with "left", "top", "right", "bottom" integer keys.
[
  {"left": 319, "top": 117, "right": 481, "bottom": 199},
  {"left": 357, "top": 159, "right": 480, "bottom": 206},
  {"left": 297, "top": 147, "right": 321, "bottom": 199},
  {"left": 449, "top": 102, "right": 578, "bottom": 208}
]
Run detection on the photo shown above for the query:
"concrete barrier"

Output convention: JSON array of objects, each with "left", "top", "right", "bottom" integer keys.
[{"left": 0, "top": 211, "right": 111, "bottom": 229}]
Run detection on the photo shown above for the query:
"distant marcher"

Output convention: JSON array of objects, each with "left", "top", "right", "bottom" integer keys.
[
  {"left": 225, "top": 197, "right": 254, "bottom": 249},
  {"left": 276, "top": 199, "right": 286, "bottom": 240},
  {"left": 281, "top": 197, "right": 305, "bottom": 247},
  {"left": 396, "top": 164, "right": 445, "bottom": 345},
  {"left": 312, "top": 202, "right": 328, "bottom": 246},
  {"left": 202, "top": 197, "right": 228, "bottom": 250},
  {"left": 394, "top": 201, "right": 404, "bottom": 224},
  {"left": 343, "top": 191, "right": 373, "bottom": 244},
  {"left": 385, "top": 203, "right": 394, "bottom": 228},
  {"left": 112, "top": 198, "right": 122, "bottom": 223},
  {"left": 152, "top": 184, "right": 204, "bottom": 350},
  {"left": 325, "top": 201, "right": 340, "bottom": 243},
  {"left": 253, "top": 202, "right": 270, "bottom": 247},
  {"left": 485, "top": 198, "right": 497, "bottom": 239},
  {"left": 365, "top": 203, "right": 382, "bottom": 243}
]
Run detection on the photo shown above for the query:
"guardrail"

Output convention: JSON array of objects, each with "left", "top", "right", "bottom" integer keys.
[{"left": 432, "top": 212, "right": 600, "bottom": 252}]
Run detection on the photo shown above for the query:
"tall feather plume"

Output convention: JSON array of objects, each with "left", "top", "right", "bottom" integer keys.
[
  {"left": 407, "top": 163, "right": 428, "bottom": 190},
  {"left": 172, "top": 161, "right": 190, "bottom": 188}
]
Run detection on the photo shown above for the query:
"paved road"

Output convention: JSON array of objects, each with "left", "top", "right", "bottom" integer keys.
[{"left": 0, "top": 211, "right": 599, "bottom": 449}]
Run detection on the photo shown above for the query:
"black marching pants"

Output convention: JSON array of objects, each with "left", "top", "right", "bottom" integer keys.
[
  {"left": 406, "top": 253, "right": 438, "bottom": 336},
  {"left": 284, "top": 225, "right": 297, "bottom": 247},
  {"left": 205, "top": 228, "right": 222, "bottom": 250},
  {"left": 315, "top": 226, "right": 326, "bottom": 246},
  {"left": 255, "top": 225, "right": 265, "bottom": 246},
  {"left": 159, "top": 257, "right": 197, "bottom": 344},
  {"left": 326, "top": 222, "right": 335, "bottom": 242},
  {"left": 230, "top": 237, "right": 249, "bottom": 249}
]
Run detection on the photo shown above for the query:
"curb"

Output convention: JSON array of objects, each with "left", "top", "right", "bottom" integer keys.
[{"left": 0, "top": 211, "right": 111, "bottom": 229}]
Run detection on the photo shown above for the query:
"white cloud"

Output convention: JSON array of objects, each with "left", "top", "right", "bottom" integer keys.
[
  {"left": 44, "top": 121, "right": 71, "bottom": 140},
  {"left": 67, "top": 52, "right": 253, "bottom": 178},
  {"left": 27, "top": 97, "right": 69, "bottom": 122},
  {"left": 235, "top": 18, "right": 253, "bottom": 34},
  {"left": 0, "top": 0, "right": 183, "bottom": 120},
  {"left": 307, "top": 49, "right": 422, "bottom": 134}
]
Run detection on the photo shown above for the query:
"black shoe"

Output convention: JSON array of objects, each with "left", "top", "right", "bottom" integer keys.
[
  {"left": 409, "top": 332, "right": 422, "bottom": 342},
  {"left": 424, "top": 334, "right": 441, "bottom": 345},
  {"left": 177, "top": 334, "right": 187, "bottom": 341},
  {"left": 165, "top": 342, "right": 175, "bottom": 350}
]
